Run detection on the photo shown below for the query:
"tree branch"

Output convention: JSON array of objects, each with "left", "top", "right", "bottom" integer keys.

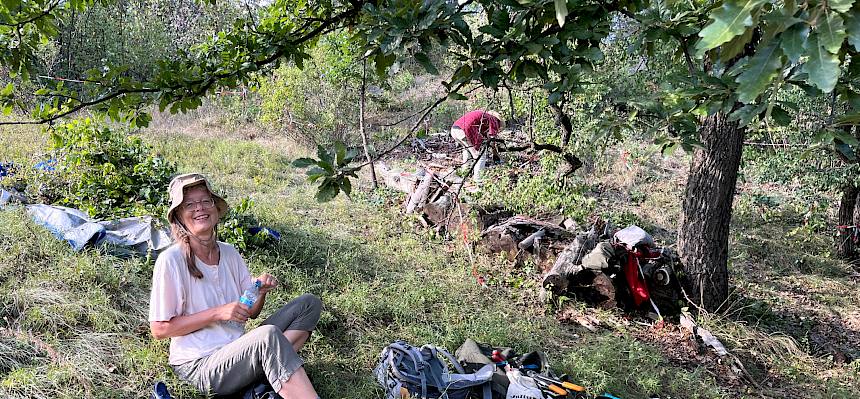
[
  {"left": 0, "top": 1, "right": 61, "bottom": 28},
  {"left": 1, "top": 3, "right": 365, "bottom": 126},
  {"left": 0, "top": 87, "right": 159, "bottom": 125},
  {"left": 354, "top": 80, "right": 469, "bottom": 169}
]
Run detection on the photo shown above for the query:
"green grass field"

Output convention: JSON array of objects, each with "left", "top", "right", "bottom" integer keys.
[{"left": 1, "top": 121, "right": 858, "bottom": 398}]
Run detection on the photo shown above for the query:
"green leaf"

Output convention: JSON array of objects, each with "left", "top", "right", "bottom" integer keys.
[
  {"left": 306, "top": 167, "right": 328, "bottom": 183},
  {"left": 581, "top": 47, "right": 604, "bottom": 62},
  {"left": 781, "top": 23, "right": 809, "bottom": 63},
  {"left": 720, "top": 27, "right": 754, "bottom": 61},
  {"left": 535, "top": 36, "right": 560, "bottom": 46},
  {"left": 315, "top": 180, "right": 339, "bottom": 203},
  {"left": 736, "top": 43, "right": 784, "bottom": 103},
  {"left": 818, "top": 13, "right": 847, "bottom": 53},
  {"left": 1, "top": 0, "right": 21, "bottom": 12},
  {"left": 554, "top": 0, "right": 568, "bottom": 27},
  {"left": 1, "top": 83, "right": 13, "bottom": 97},
  {"left": 50, "top": 132, "right": 63, "bottom": 149},
  {"left": 374, "top": 53, "right": 396, "bottom": 77},
  {"left": 344, "top": 149, "right": 360, "bottom": 163},
  {"left": 836, "top": 142, "right": 856, "bottom": 161},
  {"left": 340, "top": 177, "right": 353, "bottom": 197},
  {"left": 317, "top": 145, "right": 334, "bottom": 170},
  {"left": 525, "top": 42, "right": 543, "bottom": 54},
  {"left": 334, "top": 141, "right": 347, "bottom": 167},
  {"left": 521, "top": 60, "right": 547, "bottom": 79},
  {"left": 803, "top": 33, "right": 841, "bottom": 92},
  {"left": 292, "top": 158, "right": 317, "bottom": 168},
  {"left": 845, "top": 9, "right": 860, "bottom": 51},
  {"left": 843, "top": 89, "right": 860, "bottom": 110},
  {"left": 769, "top": 105, "right": 792, "bottom": 126},
  {"left": 830, "top": 0, "right": 856, "bottom": 13},
  {"left": 414, "top": 52, "right": 439, "bottom": 75},
  {"left": 695, "top": 0, "right": 768, "bottom": 57},
  {"left": 728, "top": 103, "right": 766, "bottom": 126},
  {"left": 834, "top": 128, "right": 860, "bottom": 147},
  {"left": 448, "top": 92, "right": 467, "bottom": 101}
]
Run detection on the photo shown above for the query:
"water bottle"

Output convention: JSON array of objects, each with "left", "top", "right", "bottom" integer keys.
[{"left": 239, "top": 280, "right": 262, "bottom": 307}]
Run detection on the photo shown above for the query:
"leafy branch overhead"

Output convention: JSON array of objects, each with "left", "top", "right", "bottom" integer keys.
[
  {"left": 4, "top": 0, "right": 860, "bottom": 202},
  {"left": 694, "top": 0, "right": 860, "bottom": 99}
]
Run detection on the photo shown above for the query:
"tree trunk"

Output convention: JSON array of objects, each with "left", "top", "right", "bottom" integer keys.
[
  {"left": 551, "top": 103, "right": 573, "bottom": 147},
  {"left": 838, "top": 186, "right": 860, "bottom": 258},
  {"left": 359, "top": 60, "right": 377, "bottom": 189},
  {"left": 677, "top": 112, "right": 745, "bottom": 312}
]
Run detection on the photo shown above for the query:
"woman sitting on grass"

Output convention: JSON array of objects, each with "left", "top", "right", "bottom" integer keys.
[{"left": 149, "top": 173, "right": 322, "bottom": 399}]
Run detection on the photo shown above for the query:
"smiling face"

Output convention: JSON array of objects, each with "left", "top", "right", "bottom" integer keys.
[{"left": 177, "top": 184, "right": 219, "bottom": 237}]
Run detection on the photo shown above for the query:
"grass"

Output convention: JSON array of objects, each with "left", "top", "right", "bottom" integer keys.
[{"left": 1, "top": 120, "right": 859, "bottom": 398}]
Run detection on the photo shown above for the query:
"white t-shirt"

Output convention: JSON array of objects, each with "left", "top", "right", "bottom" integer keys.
[{"left": 148, "top": 242, "right": 253, "bottom": 365}]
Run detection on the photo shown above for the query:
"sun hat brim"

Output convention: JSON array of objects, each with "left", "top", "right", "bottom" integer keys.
[{"left": 166, "top": 173, "right": 229, "bottom": 224}]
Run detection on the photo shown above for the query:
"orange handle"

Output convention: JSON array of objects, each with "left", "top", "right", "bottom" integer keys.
[
  {"left": 547, "top": 384, "right": 567, "bottom": 395},
  {"left": 561, "top": 381, "right": 586, "bottom": 392}
]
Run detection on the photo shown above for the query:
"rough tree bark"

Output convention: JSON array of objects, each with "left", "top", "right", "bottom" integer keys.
[
  {"left": 837, "top": 186, "right": 858, "bottom": 259},
  {"left": 551, "top": 102, "right": 574, "bottom": 148},
  {"left": 359, "top": 60, "right": 377, "bottom": 189},
  {"left": 677, "top": 112, "right": 745, "bottom": 312},
  {"left": 834, "top": 125, "right": 859, "bottom": 258}
]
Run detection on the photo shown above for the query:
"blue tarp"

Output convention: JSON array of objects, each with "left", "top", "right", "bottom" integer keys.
[
  {"left": 25, "top": 204, "right": 172, "bottom": 254},
  {"left": 2, "top": 188, "right": 278, "bottom": 254}
]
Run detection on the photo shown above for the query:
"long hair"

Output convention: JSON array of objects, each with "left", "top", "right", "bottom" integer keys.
[{"left": 170, "top": 218, "right": 204, "bottom": 279}]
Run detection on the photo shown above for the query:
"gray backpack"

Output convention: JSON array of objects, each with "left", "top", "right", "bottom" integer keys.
[{"left": 374, "top": 341, "right": 494, "bottom": 399}]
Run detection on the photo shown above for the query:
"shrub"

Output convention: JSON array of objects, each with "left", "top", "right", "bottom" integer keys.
[
  {"left": 219, "top": 197, "right": 275, "bottom": 251},
  {"left": 26, "top": 118, "right": 176, "bottom": 219}
]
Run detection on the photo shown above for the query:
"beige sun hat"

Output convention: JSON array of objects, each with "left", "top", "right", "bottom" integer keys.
[
  {"left": 166, "top": 173, "right": 229, "bottom": 224},
  {"left": 485, "top": 110, "right": 506, "bottom": 130}
]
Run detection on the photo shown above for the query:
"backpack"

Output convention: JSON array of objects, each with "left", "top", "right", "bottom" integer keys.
[
  {"left": 240, "top": 381, "right": 279, "bottom": 399},
  {"left": 374, "top": 340, "right": 494, "bottom": 399}
]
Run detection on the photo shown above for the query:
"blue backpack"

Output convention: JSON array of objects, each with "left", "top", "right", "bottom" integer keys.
[{"left": 374, "top": 341, "right": 494, "bottom": 399}]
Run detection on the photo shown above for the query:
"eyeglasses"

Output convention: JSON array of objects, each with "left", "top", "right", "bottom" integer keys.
[{"left": 182, "top": 198, "right": 216, "bottom": 211}]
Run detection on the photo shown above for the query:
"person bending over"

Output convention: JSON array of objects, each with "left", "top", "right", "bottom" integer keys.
[
  {"left": 149, "top": 173, "right": 322, "bottom": 399},
  {"left": 450, "top": 110, "right": 505, "bottom": 181}
]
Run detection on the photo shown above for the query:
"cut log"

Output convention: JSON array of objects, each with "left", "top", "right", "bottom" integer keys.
[
  {"left": 406, "top": 171, "right": 435, "bottom": 214},
  {"left": 424, "top": 193, "right": 454, "bottom": 224},
  {"left": 518, "top": 229, "right": 546, "bottom": 250},
  {"left": 541, "top": 231, "right": 598, "bottom": 294},
  {"left": 376, "top": 162, "right": 420, "bottom": 193}
]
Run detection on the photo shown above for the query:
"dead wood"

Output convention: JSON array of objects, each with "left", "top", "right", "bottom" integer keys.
[
  {"left": 541, "top": 231, "right": 598, "bottom": 294},
  {"left": 406, "top": 171, "right": 434, "bottom": 213},
  {"left": 477, "top": 215, "right": 573, "bottom": 264}
]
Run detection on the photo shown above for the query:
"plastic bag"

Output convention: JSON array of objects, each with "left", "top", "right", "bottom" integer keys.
[{"left": 504, "top": 368, "right": 542, "bottom": 399}]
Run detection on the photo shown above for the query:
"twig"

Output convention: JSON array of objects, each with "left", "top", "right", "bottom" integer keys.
[{"left": 36, "top": 75, "right": 101, "bottom": 85}]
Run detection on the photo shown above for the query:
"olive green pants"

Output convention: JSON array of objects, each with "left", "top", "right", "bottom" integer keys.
[{"left": 173, "top": 294, "right": 322, "bottom": 396}]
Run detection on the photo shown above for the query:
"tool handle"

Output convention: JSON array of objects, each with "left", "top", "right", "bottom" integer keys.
[
  {"left": 546, "top": 384, "right": 567, "bottom": 395},
  {"left": 560, "top": 381, "right": 585, "bottom": 392}
]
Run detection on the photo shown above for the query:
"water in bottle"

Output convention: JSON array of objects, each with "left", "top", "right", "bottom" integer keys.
[{"left": 240, "top": 280, "right": 262, "bottom": 307}]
